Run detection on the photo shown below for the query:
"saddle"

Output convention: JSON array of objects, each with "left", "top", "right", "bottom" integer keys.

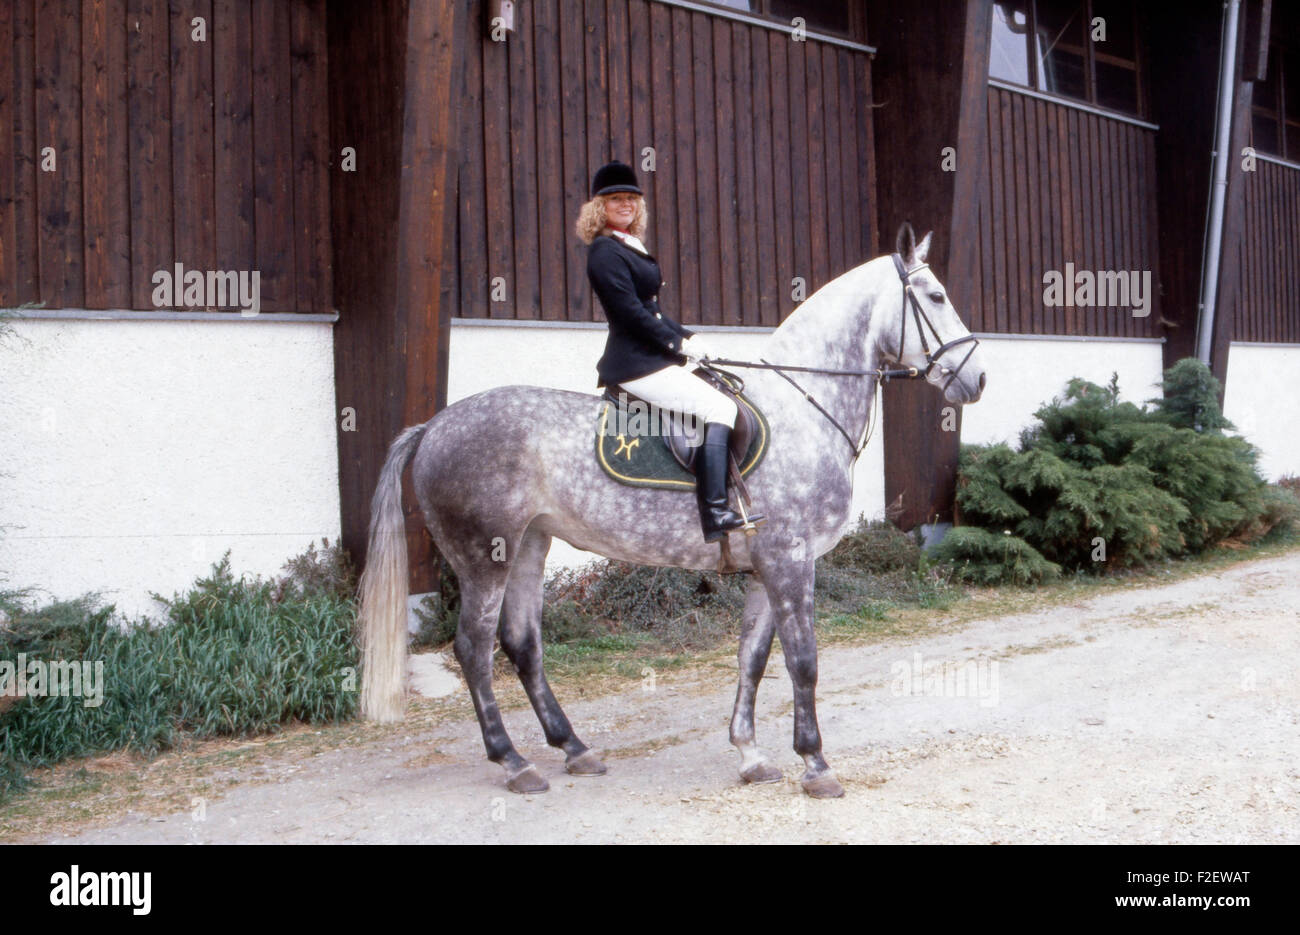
[
  {"left": 597, "top": 366, "right": 768, "bottom": 497},
  {"left": 602, "top": 367, "right": 759, "bottom": 477}
]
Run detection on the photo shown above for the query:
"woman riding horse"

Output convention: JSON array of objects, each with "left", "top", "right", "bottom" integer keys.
[{"left": 575, "top": 160, "right": 765, "bottom": 542}]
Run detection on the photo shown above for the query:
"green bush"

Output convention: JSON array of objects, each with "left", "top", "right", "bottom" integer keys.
[
  {"left": 0, "top": 549, "right": 359, "bottom": 801},
  {"left": 953, "top": 360, "right": 1276, "bottom": 574},
  {"left": 930, "top": 527, "right": 1061, "bottom": 586},
  {"left": 821, "top": 518, "right": 922, "bottom": 574}
]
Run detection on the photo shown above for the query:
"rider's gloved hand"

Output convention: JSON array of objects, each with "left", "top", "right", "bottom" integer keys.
[{"left": 680, "top": 335, "right": 716, "bottom": 363}]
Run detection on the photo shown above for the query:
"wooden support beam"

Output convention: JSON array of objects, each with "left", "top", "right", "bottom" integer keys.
[
  {"left": 330, "top": 0, "right": 464, "bottom": 594},
  {"left": 868, "top": 0, "right": 991, "bottom": 531}
]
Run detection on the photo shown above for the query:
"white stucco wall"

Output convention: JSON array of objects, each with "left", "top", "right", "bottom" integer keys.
[
  {"left": 0, "top": 316, "right": 341, "bottom": 618},
  {"left": 1223, "top": 343, "right": 1300, "bottom": 482},
  {"left": 446, "top": 319, "right": 887, "bottom": 572},
  {"left": 960, "top": 335, "right": 1167, "bottom": 447}
]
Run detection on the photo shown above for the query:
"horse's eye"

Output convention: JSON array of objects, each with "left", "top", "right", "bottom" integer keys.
[{"left": 929, "top": 292, "right": 945, "bottom": 304}]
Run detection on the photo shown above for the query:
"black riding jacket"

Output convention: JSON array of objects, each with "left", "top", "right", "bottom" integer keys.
[{"left": 587, "top": 233, "right": 694, "bottom": 387}]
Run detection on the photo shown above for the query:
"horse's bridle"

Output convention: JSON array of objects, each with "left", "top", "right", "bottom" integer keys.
[
  {"left": 700, "top": 255, "right": 981, "bottom": 457},
  {"left": 889, "top": 252, "right": 980, "bottom": 397}
]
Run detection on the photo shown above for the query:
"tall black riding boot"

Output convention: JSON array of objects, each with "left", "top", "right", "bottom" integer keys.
[{"left": 696, "top": 422, "right": 765, "bottom": 543}]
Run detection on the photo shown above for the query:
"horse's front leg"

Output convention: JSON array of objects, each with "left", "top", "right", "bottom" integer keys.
[
  {"left": 729, "top": 574, "right": 783, "bottom": 784},
  {"left": 758, "top": 552, "right": 845, "bottom": 798}
]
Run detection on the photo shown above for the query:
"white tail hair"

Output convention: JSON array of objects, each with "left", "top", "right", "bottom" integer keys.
[{"left": 357, "top": 424, "right": 428, "bottom": 721}]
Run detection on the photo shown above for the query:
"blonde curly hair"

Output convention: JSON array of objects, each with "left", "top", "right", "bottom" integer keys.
[{"left": 574, "top": 193, "right": 649, "bottom": 244}]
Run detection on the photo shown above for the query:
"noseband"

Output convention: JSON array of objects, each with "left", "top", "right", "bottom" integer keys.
[{"left": 889, "top": 252, "right": 980, "bottom": 396}]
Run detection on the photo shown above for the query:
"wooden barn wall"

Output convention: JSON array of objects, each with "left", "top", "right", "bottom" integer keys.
[
  {"left": 452, "top": 0, "right": 876, "bottom": 327},
  {"left": 973, "top": 85, "right": 1161, "bottom": 338},
  {"left": 1235, "top": 160, "right": 1300, "bottom": 343},
  {"left": 0, "top": 0, "right": 332, "bottom": 313}
]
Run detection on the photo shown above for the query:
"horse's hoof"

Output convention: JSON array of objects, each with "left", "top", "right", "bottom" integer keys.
[
  {"left": 801, "top": 772, "right": 845, "bottom": 799},
  {"left": 506, "top": 765, "right": 550, "bottom": 794},
  {"left": 565, "top": 750, "right": 608, "bottom": 776},
  {"left": 741, "top": 762, "right": 783, "bottom": 784}
]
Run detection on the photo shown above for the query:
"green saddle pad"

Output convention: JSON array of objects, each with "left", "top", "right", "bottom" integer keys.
[{"left": 594, "top": 389, "right": 770, "bottom": 490}]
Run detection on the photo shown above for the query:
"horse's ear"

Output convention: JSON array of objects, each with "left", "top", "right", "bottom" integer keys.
[
  {"left": 894, "top": 222, "right": 916, "bottom": 261},
  {"left": 915, "top": 231, "right": 933, "bottom": 264}
]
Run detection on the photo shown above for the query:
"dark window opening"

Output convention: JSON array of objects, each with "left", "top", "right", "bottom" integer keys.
[
  {"left": 990, "top": 0, "right": 1145, "bottom": 118},
  {"left": 698, "top": 0, "right": 860, "bottom": 41},
  {"left": 1251, "top": 45, "right": 1300, "bottom": 162}
]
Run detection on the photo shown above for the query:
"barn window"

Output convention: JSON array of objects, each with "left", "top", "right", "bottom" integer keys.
[
  {"left": 989, "top": 0, "right": 1145, "bottom": 118},
  {"left": 1251, "top": 44, "right": 1300, "bottom": 162},
  {"left": 696, "top": 1, "right": 860, "bottom": 40}
]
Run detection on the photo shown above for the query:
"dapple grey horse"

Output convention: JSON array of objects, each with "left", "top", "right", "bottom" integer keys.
[{"left": 357, "top": 225, "right": 986, "bottom": 798}]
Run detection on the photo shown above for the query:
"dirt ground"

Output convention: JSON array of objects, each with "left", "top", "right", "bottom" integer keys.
[{"left": 27, "top": 550, "right": 1300, "bottom": 844}]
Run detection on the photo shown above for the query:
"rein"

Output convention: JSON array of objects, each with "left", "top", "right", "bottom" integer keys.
[{"left": 697, "top": 252, "right": 981, "bottom": 458}]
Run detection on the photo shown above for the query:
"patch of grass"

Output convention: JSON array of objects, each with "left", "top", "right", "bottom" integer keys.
[{"left": 0, "top": 549, "right": 360, "bottom": 803}]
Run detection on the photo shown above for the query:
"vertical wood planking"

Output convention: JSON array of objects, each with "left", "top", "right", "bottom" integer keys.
[
  {"left": 648, "top": 1, "right": 679, "bottom": 320},
  {"left": 858, "top": 51, "right": 877, "bottom": 258},
  {"left": 458, "top": 1, "right": 486, "bottom": 318},
  {"left": 820, "top": 44, "right": 843, "bottom": 279},
  {"left": 483, "top": 4, "right": 514, "bottom": 318},
  {"left": 446, "top": 3, "right": 876, "bottom": 331},
  {"left": 251, "top": 0, "right": 293, "bottom": 311},
  {"left": 35, "top": 0, "right": 84, "bottom": 308},
  {"left": 1024, "top": 94, "right": 1045, "bottom": 335},
  {"left": 750, "top": 25, "right": 777, "bottom": 326},
  {"left": 786, "top": 33, "right": 810, "bottom": 306},
  {"left": 836, "top": 48, "right": 859, "bottom": 267},
  {"left": 507, "top": 0, "right": 539, "bottom": 319},
  {"left": 127, "top": 0, "right": 172, "bottom": 309},
  {"left": 669, "top": 6, "right": 698, "bottom": 326},
  {"left": 82, "top": 0, "right": 131, "bottom": 309},
  {"left": 627, "top": 0, "right": 652, "bottom": 229},
  {"left": 290, "top": 0, "right": 331, "bottom": 313},
  {"left": 731, "top": 23, "right": 758, "bottom": 326},
  {"left": 0, "top": 1, "right": 15, "bottom": 305},
  {"left": 803, "top": 38, "right": 827, "bottom": 290},
  {"left": 535, "top": 0, "right": 566, "bottom": 321},
  {"left": 712, "top": 16, "right": 738, "bottom": 325},
  {"left": 170, "top": 0, "right": 214, "bottom": 286},
  {"left": 691, "top": 13, "right": 718, "bottom": 326},
  {"left": 213, "top": 0, "right": 254, "bottom": 287},
  {"left": 605, "top": 0, "right": 631, "bottom": 162},
  {"left": 769, "top": 30, "right": 794, "bottom": 320},
  {"left": 558, "top": 0, "right": 588, "bottom": 320}
]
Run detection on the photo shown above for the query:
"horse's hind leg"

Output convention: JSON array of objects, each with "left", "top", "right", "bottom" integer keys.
[
  {"left": 499, "top": 524, "right": 606, "bottom": 777},
  {"left": 452, "top": 559, "right": 549, "bottom": 794},
  {"left": 729, "top": 574, "right": 783, "bottom": 784}
]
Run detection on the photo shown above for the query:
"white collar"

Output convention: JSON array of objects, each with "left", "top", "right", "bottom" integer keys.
[{"left": 608, "top": 229, "right": 650, "bottom": 256}]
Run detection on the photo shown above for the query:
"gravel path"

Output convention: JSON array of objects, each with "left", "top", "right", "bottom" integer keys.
[{"left": 44, "top": 551, "right": 1300, "bottom": 844}]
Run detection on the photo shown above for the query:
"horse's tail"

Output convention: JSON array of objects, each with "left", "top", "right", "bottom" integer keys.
[{"left": 357, "top": 423, "right": 429, "bottom": 722}]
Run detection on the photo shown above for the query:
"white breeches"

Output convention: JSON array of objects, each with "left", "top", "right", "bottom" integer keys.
[{"left": 618, "top": 364, "right": 738, "bottom": 428}]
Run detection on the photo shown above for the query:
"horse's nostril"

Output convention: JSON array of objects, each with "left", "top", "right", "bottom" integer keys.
[{"left": 978, "top": 372, "right": 986, "bottom": 391}]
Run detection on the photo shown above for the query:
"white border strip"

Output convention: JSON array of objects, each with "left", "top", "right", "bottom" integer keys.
[
  {"left": 650, "top": 0, "right": 875, "bottom": 54},
  {"left": 1230, "top": 339, "right": 1300, "bottom": 348},
  {"left": 988, "top": 77, "right": 1160, "bottom": 131},
  {"left": 4, "top": 308, "right": 339, "bottom": 323}
]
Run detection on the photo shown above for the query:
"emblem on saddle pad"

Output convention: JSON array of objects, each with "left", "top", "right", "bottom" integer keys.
[{"left": 594, "top": 371, "right": 769, "bottom": 490}]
